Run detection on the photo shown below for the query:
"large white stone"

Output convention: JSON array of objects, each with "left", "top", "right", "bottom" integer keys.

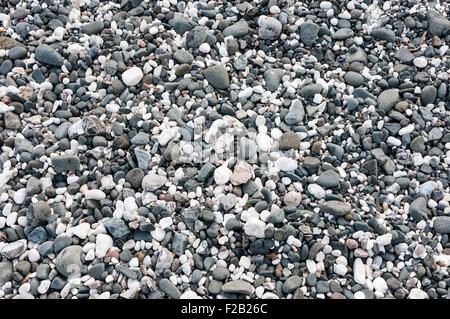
[
  {"left": 408, "top": 288, "right": 428, "bottom": 299},
  {"left": 308, "top": 184, "right": 325, "bottom": 199},
  {"left": 373, "top": 277, "right": 388, "bottom": 294},
  {"left": 71, "top": 223, "right": 91, "bottom": 239},
  {"left": 85, "top": 189, "right": 106, "bottom": 200},
  {"left": 353, "top": 258, "right": 366, "bottom": 285},
  {"left": 95, "top": 234, "right": 113, "bottom": 258},
  {"left": 244, "top": 217, "right": 266, "bottom": 238},
  {"left": 214, "top": 164, "right": 232, "bottom": 185},
  {"left": 376, "top": 233, "right": 392, "bottom": 246},
  {"left": 122, "top": 67, "right": 143, "bottom": 86},
  {"left": 275, "top": 157, "right": 297, "bottom": 171}
]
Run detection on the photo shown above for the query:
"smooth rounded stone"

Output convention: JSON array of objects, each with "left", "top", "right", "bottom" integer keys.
[
  {"left": 221, "top": 280, "right": 254, "bottom": 295},
  {"left": 28, "top": 201, "right": 51, "bottom": 227},
  {"left": 285, "top": 100, "right": 305, "bottom": 125},
  {"left": 264, "top": 69, "right": 284, "bottom": 91},
  {"left": 199, "top": 43, "right": 210, "bottom": 54},
  {"left": 244, "top": 217, "right": 266, "bottom": 238},
  {"left": 316, "top": 170, "right": 340, "bottom": 188},
  {"left": 266, "top": 209, "right": 285, "bottom": 224},
  {"left": 300, "top": 22, "right": 319, "bottom": 46},
  {"left": 125, "top": 168, "right": 145, "bottom": 189},
  {"left": 180, "top": 291, "right": 202, "bottom": 299},
  {"left": 332, "top": 28, "right": 354, "bottom": 40},
  {"left": 95, "top": 234, "right": 113, "bottom": 258},
  {"left": 51, "top": 155, "right": 80, "bottom": 172},
  {"left": 279, "top": 131, "right": 301, "bottom": 150},
  {"left": 434, "top": 217, "right": 450, "bottom": 234},
  {"left": 208, "top": 280, "right": 223, "bottom": 294},
  {"left": 372, "top": 28, "right": 396, "bottom": 42},
  {"left": 173, "top": 50, "right": 194, "bottom": 64},
  {"left": 308, "top": 184, "right": 325, "bottom": 199},
  {"left": 142, "top": 173, "right": 167, "bottom": 191},
  {"left": 55, "top": 245, "right": 82, "bottom": 277},
  {"left": 258, "top": 15, "right": 282, "bottom": 40},
  {"left": 377, "top": 89, "right": 399, "bottom": 112},
  {"left": 1, "top": 240, "right": 26, "bottom": 259},
  {"left": 0, "top": 262, "right": 13, "bottom": 285},
  {"left": 344, "top": 71, "right": 364, "bottom": 87},
  {"left": 299, "top": 84, "right": 323, "bottom": 98},
  {"left": 421, "top": 85, "right": 437, "bottom": 105},
  {"left": 81, "top": 21, "right": 104, "bottom": 34},
  {"left": 35, "top": 44, "right": 64, "bottom": 66},
  {"left": 212, "top": 267, "right": 230, "bottom": 280},
  {"left": 284, "top": 191, "right": 301, "bottom": 207},
  {"left": 122, "top": 67, "right": 143, "bottom": 86},
  {"left": 8, "top": 46, "right": 27, "bottom": 59},
  {"left": 175, "top": 63, "right": 190, "bottom": 77},
  {"left": 84, "top": 189, "right": 106, "bottom": 201},
  {"left": 319, "top": 201, "right": 351, "bottom": 216},
  {"left": 410, "top": 136, "right": 425, "bottom": 153},
  {"left": 223, "top": 20, "right": 249, "bottom": 37},
  {"left": 409, "top": 197, "right": 428, "bottom": 221},
  {"left": 159, "top": 278, "right": 181, "bottom": 299},
  {"left": 282, "top": 275, "right": 302, "bottom": 294},
  {"left": 15, "top": 260, "right": 31, "bottom": 276},
  {"left": 203, "top": 65, "right": 229, "bottom": 89},
  {"left": 413, "top": 57, "right": 427, "bottom": 68}
]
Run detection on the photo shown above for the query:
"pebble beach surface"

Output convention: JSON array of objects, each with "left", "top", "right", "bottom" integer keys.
[{"left": 0, "top": 0, "right": 449, "bottom": 300}]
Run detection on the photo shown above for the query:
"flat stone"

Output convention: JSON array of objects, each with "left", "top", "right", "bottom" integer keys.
[
  {"left": 204, "top": 65, "right": 229, "bottom": 89},
  {"left": 51, "top": 155, "right": 80, "bottom": 172},
  {"left": 1, "top": 240, "right": 26, "bottom": 259},
  {"left": 55, "top": 245, "right": 82, "bottom": 277},
  {"left": 279, "top": 131, "right": 301, "bottom": 150},
  {"left": 159, "top": 278, "right": 181, "bottom": 299},
  {"left": 103, "top": 218, "right": 131, "bottom": 239},
  {"left": 300, "top": 22, "right": 319, "bottom": 46},
  {"left": 35, "top": 44, "right": 64, "bottom": 66},
  {"left": 409, "top": 197, "right": 428, "bottom": 221},
  {"left": 221, "top": 280, "right": 254, "bottom": 295},
  {"left": 223, "top": 20, "right": 249, "bottom": 38},
  {"left": 434, "top": 216, "right": 450, "bottom": 234},
  {"left": 319, "top": 200, "right": 351, "bottom": 216},
  {"left": 377, "top": 89, "right": 399, "bottom": 112},
  {"left": 81, "top": 21, "right": 104, "bottom": 34}
]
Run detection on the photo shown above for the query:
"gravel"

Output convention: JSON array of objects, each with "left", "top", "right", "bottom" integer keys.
[{"left": 0, "top": 0, "right": 449, "bottom": 301}]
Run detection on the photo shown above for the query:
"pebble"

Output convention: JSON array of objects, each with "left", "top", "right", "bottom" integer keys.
[
  {"left": 122, "top": 67, "right": 143, "bottom": 87},
  {"left": 0, "top": 0, "right": 447, "bottom": 301}
]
